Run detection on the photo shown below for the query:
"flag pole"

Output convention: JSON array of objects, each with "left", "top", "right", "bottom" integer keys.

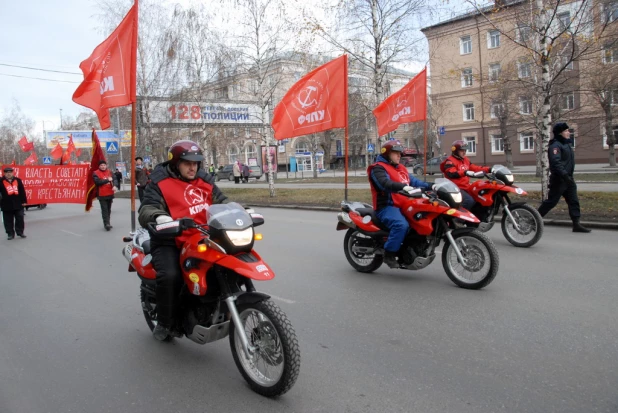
[
  {"left": 130, "top": 0, "right": 138, "bottom": 233},
  {"left": 423, "top": 67, "right": 428, "bottom": 182},
  {"left": 344, "top": 54, "right": 349, "bottom": 202}
]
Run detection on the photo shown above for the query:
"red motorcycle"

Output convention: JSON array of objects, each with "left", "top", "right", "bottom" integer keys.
[
  {"left": 122, "top": 203, "right": 300, "bottom": 397},
  {"left": 465, "top": 165, "right": 544, "bottom": 248},
  {"left": 337, "top": 180, "right": 499, "bottom": 290}
]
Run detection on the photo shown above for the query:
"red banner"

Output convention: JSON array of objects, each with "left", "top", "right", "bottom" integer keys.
[{"left": 1, "top": 165, "right": 89, "bottom": 204}]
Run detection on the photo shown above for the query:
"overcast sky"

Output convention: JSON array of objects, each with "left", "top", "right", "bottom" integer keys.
[{"left": 0, "top": 0, "right": 474, "bottom": 139}]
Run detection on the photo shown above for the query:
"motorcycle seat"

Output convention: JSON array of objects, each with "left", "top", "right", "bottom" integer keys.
[{"left": 354, "top": 208, "right": 389, "bottom": 231}]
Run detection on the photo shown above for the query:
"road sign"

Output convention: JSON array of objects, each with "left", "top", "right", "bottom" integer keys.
[
  {"left": 367, "top": 143, "right": 375, "bottom": 153},
  {"left": 143, "top": 156, "right": 151, "bottom": 164},
  {"left": 106, "top": 141, "right": 119, "bottom": 154},
  {"left": 439, "top": 126, "right": 446, "bottom": 135},
  {"left": 42, "top": 157, "right": 52, "bottom": 165}
]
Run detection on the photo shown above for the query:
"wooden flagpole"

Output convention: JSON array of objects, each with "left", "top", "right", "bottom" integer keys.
[{"left": 344, "top": 54, "right": 349, "bottom": 202}]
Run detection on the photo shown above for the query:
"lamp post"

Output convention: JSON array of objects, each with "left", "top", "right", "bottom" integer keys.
[{"left": 59, "top": 109, "right": 63, "bottom": 129}]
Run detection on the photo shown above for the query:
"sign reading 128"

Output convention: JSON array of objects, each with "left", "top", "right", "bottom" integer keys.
[{"left": 168, "top": 105, "right": 202, "bottom": 120}]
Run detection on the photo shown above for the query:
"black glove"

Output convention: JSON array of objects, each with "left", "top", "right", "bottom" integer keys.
[{"left": 564, "top": 175, "right": 575, "bottom": 186}]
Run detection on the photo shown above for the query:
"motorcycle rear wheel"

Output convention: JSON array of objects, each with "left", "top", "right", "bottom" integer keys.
[
  {"left": 442, "top": 230, "right": 499, "bottom": 290},
  {"left": 343, "top": 229, "right": 383, "bottom": 273},
  {"left": 229, "top": 299, "right": 300, "bottom": 397},
  {"left": 140, "top": 287, "right": 172, "bottom": 341},
  {"left": 501, "top": 204, "right": 544, "bottom": 248}
]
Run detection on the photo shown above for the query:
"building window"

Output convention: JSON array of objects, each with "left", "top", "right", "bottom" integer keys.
[
  {"left": 519, "top": 96, "right": 532, "bottom": 115},
  {"left": 520, "top": 132, "right": 534, "bottom": 152},
  {"left": 603, "top": 44, "right": 618, "bottom": 63},
  {"left": 461, "top": 68, "right": 473, "bottom": 87},
  {"left": 568, "top": 128, "right": 577, "bottom": 148},
  {"left": 460, "top": 36, "right": 472, "bottom": 54},
  {"left": 244, "top": 143, "right": 257, "bottom": 163},
  {"left": 517, "top": 24, "right": 531, "bottom": 43},
  {"left": 610, "top": 88, "right": 618, "bottom": 105},
  {"left": 463, "top": 103, "right": 475, "bottom": 121},
  {"left": 490, "top": 102, "right": 503, "bottom": 119},
  {"left": 557, "top": 11, "right": 571, "bottom": 30},
  {"left": 295, "top": 141, "right": 309, "bottom": 154},
  {"left": 604, "top": 1, "right": 618, "bottom": 23},
  {"left": 489, "top": 63, "right": 501, "bottom": 82},
  {"left": 518, "top": 62, "right": 532, "bottom": 78},
  {"left": 487, "top": 30, "right": 501, "bottom": 48},
  {"left": 228, "top": 144, "right": 239, "bottom": 163},
  {"left": 491, "top": 134, "right": 504, "bottom": 153},
  {"left": 215, "top": 87, "right": 229, "bottom": 99},
  {"left": 464, "top": 136, "right": 477, "bottom": 155},
  {"left": 561, "top": 56, "right": 574, "bottom": 70},
  {"left": 603, "top": 125, "right": 618, "bottom": 148},
  {"left": 561, "top": 92, "right": 575, "bottom": 110}
]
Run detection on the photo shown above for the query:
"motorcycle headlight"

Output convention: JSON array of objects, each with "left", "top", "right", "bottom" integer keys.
[
  {"left": 451, "top": 192, "right": 462, "bottom": 203},
  {"left": 504, "top": 174, "right": 514, "bottom": 183},
  {"left": 225, "top": 228, "right": 254, "bottom": 246}
]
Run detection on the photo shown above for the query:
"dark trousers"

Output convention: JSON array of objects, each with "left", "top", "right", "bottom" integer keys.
[
  {"left": 538, "top": 176, "right": 581, "bottom": 220},
  {"left": 234, "top": 176, "right": 240, "bottom": 184},
  {"left": 137, "top": 186, "right": 145, "bottom": 203},
  {"left": 151, "top": 241, "right": 182, "bottom": 328},
  {"left": 2, "top": 208, "right": 25, "bottom": 236},
  {"left": 376, "top": 206, "right": 409, "bottom": 253},
  {"left": 460, "top": 189, "right": 475, "bottom": 210},
  {"left": 98, "top": 197, "right": 113, "bottom": 226}
]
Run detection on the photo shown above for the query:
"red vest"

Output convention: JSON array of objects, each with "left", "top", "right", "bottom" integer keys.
[
  {"left": 3, "top": 179, "right": 19, "bottom": 196},
  {"left": 440, "top": 155, "right": 488, "bottom": 190},
  {"left": 367, "top": 161, "right": 410, "bottom": 209},
  {"left": 158, "top": 177, "right": 213, "bottom": 247},
  {"left": 94, "top": 169, "right": 115, "bottom": 197}
]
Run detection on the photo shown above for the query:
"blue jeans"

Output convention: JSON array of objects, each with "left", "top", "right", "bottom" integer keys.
[
  {"left": 376, "top": 206, "right": 409, "bottom": 253},
  {"left": 460, "top": 189, "right": 474, "bottom": 210}
]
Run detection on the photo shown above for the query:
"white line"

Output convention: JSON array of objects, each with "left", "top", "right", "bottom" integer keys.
[
  {"left": 269, "top": 294, "right": 295, "bottom": 304},
  {"left": 61, "top": 230, "right": 83, "bottom": 237}
]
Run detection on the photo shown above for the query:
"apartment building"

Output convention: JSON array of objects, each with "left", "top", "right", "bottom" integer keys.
[{"left": 422, "top": 0, "right": 618, "bottom": 165}]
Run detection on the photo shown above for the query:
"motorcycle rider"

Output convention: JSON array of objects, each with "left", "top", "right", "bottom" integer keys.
[
  {"left": 440, "top": 140, "right": 491, "bottom": 210},
  {"left": 138, "top": 140, "right": 229, "bottom": 341},
  {"left": 367, "top": 140, "right": 433, "bottom": 268}
]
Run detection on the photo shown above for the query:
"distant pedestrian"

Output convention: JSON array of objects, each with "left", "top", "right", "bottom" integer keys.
[
  {"left": 0, "top": 166, "right": 28, "bottom": 240},
  {"left": 242, "top": 163, "right": 250, "bottom": 183},
  {"left": 114, "top": 169, "right": 123, "bottom": 191},
  {"left": 233, "top": 161, "right": 241, "bottom": 184},
  {"left": 538, "top": 122, "right": 591, "bottom": 233},
  {"left": 135, "top": 156, "right": 149, "bottom": 202},
  {"left": 208, "top": 163, "right": 216, "bottom": 177},
  {"left": 93, "top": 160, "right": 118, "bottom": 231}
]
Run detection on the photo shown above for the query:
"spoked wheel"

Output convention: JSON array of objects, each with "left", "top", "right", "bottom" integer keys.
[
  {"left": 229, "top": 299, "right": 300, "bottom": 397},
  {"left": 442, "top": 230, "right": 499, "bottom": 290},
  {"left": 140, "top": 287, "right": 171, "bottom": 341},
  {"left": 501, "top": 204, "right": 544, "bottom": 247},
  {"left": 343, "top": 228, "right": 383, "bottom": 273}
]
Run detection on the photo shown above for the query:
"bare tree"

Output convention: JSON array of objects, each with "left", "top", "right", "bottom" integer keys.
[{"left": 0, "top": 100, "right": 36, "bottom": 165}]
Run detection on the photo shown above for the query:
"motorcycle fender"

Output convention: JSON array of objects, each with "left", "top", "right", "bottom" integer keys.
[
  {"left": 502, "top": 186, "right": 527, "bottom": 196},
  {"left": 216, "top": 252, "right": 276, "bottom": 281},
  {"left": 235, "top": 291, "right": 271, "bottom": 306},
  {"left": 446, "top": 208, "right": 480, "bottom": 224}
]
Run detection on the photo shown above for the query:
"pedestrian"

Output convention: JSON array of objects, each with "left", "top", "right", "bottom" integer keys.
[
  {"left": 0, "top": 166, "right": 28, "bottom": 240},
  {"left": 538, "top": 122, "right": 591, "bottom": 233},
  {"left": 134, "top": 156, "right": 149, "bottom": 202},
  {"left": 114, "top": 168, "right": 123, "bottom": 191},
  {"left": 93, "top": 160, "right": 118, "bottom": 231},
  {"left": 208, "top": 163, "right": 216, "bottom": 177},
  {"left": 242, "top": 163, "right": 250, "bottom": 183},
  {"left": 233, "top": 161, "right": 241, "bottom": 184}
]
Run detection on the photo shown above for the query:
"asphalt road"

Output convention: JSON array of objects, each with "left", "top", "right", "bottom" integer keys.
[{"left": 1, "top": 201, "right": 617, "bottom": 413}]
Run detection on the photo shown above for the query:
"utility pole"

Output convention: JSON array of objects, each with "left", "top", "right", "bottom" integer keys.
[{"left": 59, "top": 109, "right": 63, "bottom": 129}]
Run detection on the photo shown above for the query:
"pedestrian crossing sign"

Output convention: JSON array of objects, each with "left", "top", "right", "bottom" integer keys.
[{"left": 106, "top": 141, "right": 119, "bottom": 154}]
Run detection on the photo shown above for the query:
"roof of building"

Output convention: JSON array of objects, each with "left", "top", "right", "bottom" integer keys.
[{"left": 421, "top": 0, "right": 524, "bottom": 32}]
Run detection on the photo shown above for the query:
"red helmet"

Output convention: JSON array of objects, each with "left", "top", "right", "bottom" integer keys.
[
  {"left": 380, "top": 140, "right": 404, "bottom": 157},
  {"left": 451, "top": 140, "right": 468, "bottom": 153},
  {"left": 167, "top": 140, "right": 204, "bottom": 166}
]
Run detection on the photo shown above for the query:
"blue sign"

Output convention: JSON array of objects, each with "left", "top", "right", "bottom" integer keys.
[
  {"left": 42, "top": 157, "right": 52, "bottom": 165},
  {"left": 143, "top": 156, "right": 151, "bottom": 164},
  {"left": 106, "top": 141, "right": 119, "bottom": 154},
  {"left": 367, "top": 143, "right": 375, "bottom": 152},
  {"left": 439, "top": 126, "right": 446, "bottom": 135}
]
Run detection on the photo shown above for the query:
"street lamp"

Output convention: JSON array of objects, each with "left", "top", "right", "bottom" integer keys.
[{"left": 59, "top": 109, "right": 63, "bottom": 129}]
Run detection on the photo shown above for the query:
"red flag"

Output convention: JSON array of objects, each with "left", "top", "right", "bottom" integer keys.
[
  {"left": 67, "top": 135, "right": 76, "bottom": 154},
  {"left": 51, "top": 143, "right": 63, "bottom": 159},
  {"left": 373, "top": 68, "right": 427, "bottom": 137},
  {"left": 72, "top": 4, "right": 138, "bottom": 130},
  {"left": 24, "top": 152, "right": 38, "bottom": 165},
  {"left": 272, "top": 55, "right": 348, "bottom": 140},
  {"left": 10, "top": 160, "right": 16, "bottom": 165},
  {"left": 75, "top": 148, "right": 82, "bottom": 157},
  {"left": 61, "top": 150, "right": 71, "bottom": 165},
  {"left": 85, "top": 130, "right": 107, "bottom": 212},
  {"left": 18, "top": 136, "right": 34, "bottom": 152}
]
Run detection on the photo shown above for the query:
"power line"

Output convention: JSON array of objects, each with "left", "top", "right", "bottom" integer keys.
[
  {"left": 0, "top": 73, "right": 80, "bottom": 83},
  {"left": 0, "top": 63, "right": 82, "bottom": 75}
]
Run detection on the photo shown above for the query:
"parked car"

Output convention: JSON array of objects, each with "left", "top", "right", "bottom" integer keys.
[
  {"left": 249, "top": 165, "right": 262, "bottom": 180},
  {"left": 412, "top": 156, "right": 447, "bottom": 175},
  {"left": 216, "top": 164, "right": 235, "bottom": 181}
]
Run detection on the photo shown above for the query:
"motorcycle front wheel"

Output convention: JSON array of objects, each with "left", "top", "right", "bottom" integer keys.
[
  {"left": 442, "top": 230, "right": 499, "bottom": 290},
  {"left": 229, "top": 299, "right": 300, "bottom": 397},
  {"left": 501, "top": 204, "right": 544, "bottom": 247},
  {"left": 343, "top": 228, "right": 383, "bottom": 273}
]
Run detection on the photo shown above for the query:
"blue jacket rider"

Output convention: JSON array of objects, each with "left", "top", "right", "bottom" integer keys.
[{"left": 367, "top": 141, "right": 432, "bottom": 268}]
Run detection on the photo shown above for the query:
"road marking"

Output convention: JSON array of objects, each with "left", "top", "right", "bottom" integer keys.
[
  {"left": 269, "top": 294, "right": 295, "bottom": 304},
  {"left": 61, "top": 230, "right": 83, "bottom": 237}
]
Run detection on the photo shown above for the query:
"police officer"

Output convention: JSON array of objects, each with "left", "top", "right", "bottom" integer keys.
[
  {"left": 368, "top": 140, "right": 433, "bottom": 268},
  {"left": 538, "top": 122, "right": 591, "bottom": 233},
  {"left": 0, "top": 166, "right": 28, "bottom": 240}
]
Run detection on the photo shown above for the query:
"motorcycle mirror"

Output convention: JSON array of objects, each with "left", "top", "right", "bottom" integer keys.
[{"left": 251, "top": 213, "right": 265, "bottom": 227}]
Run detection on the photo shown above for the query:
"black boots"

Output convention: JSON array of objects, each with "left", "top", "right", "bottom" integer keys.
[
  {"left": 383, "top": 251, "right": 399, "bottom": 268},
  {"left": 572, "top": 219, "right": 591, "bottom": 233}
]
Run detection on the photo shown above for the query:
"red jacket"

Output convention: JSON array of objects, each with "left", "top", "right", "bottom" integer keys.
[{"left": 440, "top": 155, "right": 489, "bottom": 190}]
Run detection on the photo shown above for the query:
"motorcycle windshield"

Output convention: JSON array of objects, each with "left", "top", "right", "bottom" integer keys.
[
  {"left": 434, "top": 178, "right": 460, "bottom": 193},
  {"left": 492, "top": 164, "right": 511, "bottom": 174},
  {"left": 207, "top": 202, "right": 253, "bottom": 231}
]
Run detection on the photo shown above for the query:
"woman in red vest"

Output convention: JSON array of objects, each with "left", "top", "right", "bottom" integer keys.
[
  {"left": 93, "top": 160, "right": 118, "bottom": 231},
  {"left": 138, "top": 140, "right": 229, "bottom": 341},
  {"left": 0, "top": 166, "right": 28, "bottom": 240}
]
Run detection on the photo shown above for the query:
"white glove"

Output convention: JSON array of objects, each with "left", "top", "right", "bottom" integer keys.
[
  {"left": 465, "top": 170, "right": 475, "bottom": 177},
  {"left": 431, "top": 184, "right": 437, "bottom": 191},
  {"left": 402, "top": 186, "right": 421, "bottom": 195},
  {"left": 156, "top": 215, "right": 173, "bottom": 224}
]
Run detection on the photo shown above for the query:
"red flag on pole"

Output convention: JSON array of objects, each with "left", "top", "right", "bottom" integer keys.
[
  {"left": 75, "top": 148, "right": 82, "bottom": 157},
  {"left": 272, "top": 55, "right": 348, "bottom": 140},
  {"left": 50, "top": 143, "right": 63, "bottom": 159},
  {"left": 72, "top": 4, "right": 138, "bottom": 130},
  {"left": 67, "top": 135, "right": 76, "bottom": 154},
  {"left": 19, "top": 136, "right": 35, "bottom": 152},
  {"left": 10, "top": 160, "right": 16, "bottom": 166},
  {"left": 373, "top": 67, "right": 427, "bottom": 137},
  {"left": 85, "top": 130, "right": 107, "bottom": 212},
  {"left": 24, "top": 152, "right": 38, "bottom": 165},
  {"left": 61, "top": 150, "right": 71, "bottom": 165}
]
